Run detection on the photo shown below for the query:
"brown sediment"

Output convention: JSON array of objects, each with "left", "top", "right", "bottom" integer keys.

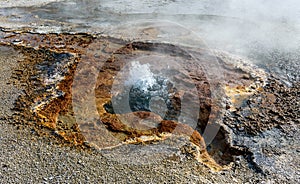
[
  {"left": 0, "top": 31, "right": 94, "bottom": 145},
  {"left": 0, "top": 30, "right": 266, "bottom": 171},
  {"left": 90, "top": 41, "right": 225, "bottom": 171},
  {"left": 0, "top": 30, "right": 94, "bottom": 54}
]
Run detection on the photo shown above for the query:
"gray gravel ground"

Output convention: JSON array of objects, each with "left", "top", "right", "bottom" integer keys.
[
  {"left": 0, "top": 1, "right": 299, "bottom": 183},
  {"left": 0, "top": 46, "right": 23, "bottom": 119},
  {"left": 0, "top": 123, "right": 264, "bottom": 183}
]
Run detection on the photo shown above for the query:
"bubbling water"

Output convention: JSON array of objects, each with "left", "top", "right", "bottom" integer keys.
[
  {"left": 129, "top": 75, "right": 181, "bottom": 120},
  {"left": 124, "top": 61, "right": 156, "bottom": 91},
  {"left": 107, "top": 60, "right": 181, "bottom": 120}
]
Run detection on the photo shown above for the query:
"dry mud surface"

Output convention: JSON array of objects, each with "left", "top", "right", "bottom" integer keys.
[{"left": 0, "top": 1, "right": 299, "bottom": 183}]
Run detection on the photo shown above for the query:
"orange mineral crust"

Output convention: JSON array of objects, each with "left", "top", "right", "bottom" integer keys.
[{"left": 0, "top": 30, "right": 266, "bottom": 171}]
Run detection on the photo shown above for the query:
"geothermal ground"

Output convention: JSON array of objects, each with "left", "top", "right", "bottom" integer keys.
[{"left": 0, "top": 1, "right": 299, "bottom": 183}]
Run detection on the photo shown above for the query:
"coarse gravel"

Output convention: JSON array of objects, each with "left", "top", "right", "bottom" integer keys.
[{"left": 0, "top": 1, "right": 299, "bottom": 183}]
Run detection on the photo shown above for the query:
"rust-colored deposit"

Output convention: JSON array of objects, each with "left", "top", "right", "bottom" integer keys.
[
  {"left": 91, "top": 41, "right": 225, "bottom": 171},
  {"left": 0, "top": 29, "right": 264, "bottom": 171}
]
